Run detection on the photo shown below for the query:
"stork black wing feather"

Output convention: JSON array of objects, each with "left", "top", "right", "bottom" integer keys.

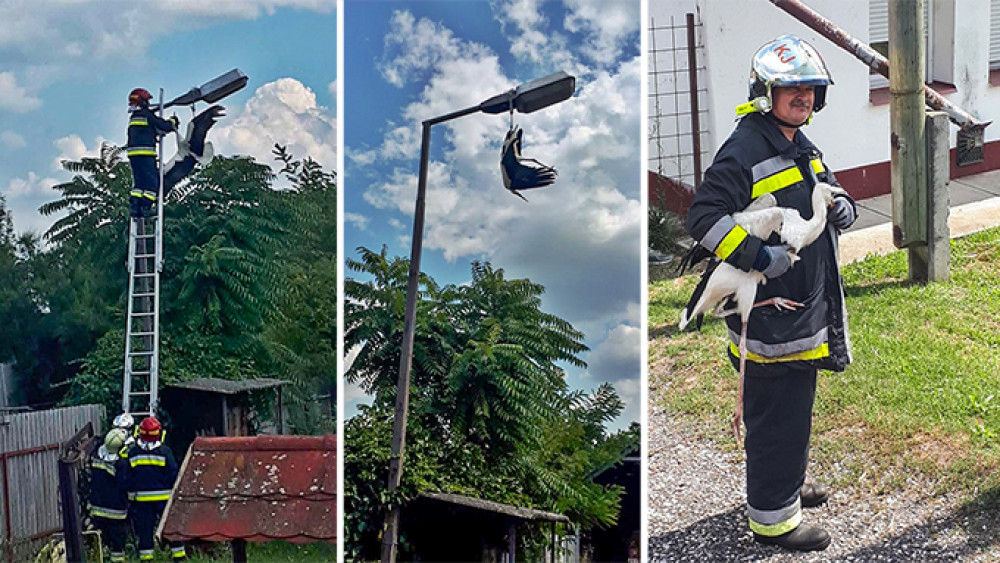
[{"left": 681, "top": 258, "right": 719, "bottom": 332}]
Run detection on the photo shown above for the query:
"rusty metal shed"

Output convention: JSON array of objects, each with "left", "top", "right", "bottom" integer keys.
[{"left": 158, "top": 435, "right": 336, "bottom": 552}]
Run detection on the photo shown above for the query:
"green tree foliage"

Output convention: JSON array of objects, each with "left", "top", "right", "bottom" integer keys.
[
  {"left": 1, "top": 142, "right": 335, "bottom": 424},
  {"left": 344, "top": 251, "right": 637, "bottom": 559}
]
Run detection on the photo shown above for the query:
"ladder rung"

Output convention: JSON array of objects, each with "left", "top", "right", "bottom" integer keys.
[
  {"left": 133, "top": 273, "right": 156, "bottom": 278},
  {"left": 129, "top": 391, "right": 152, "bottom": 397},
  {"left": 131, "top": 312, "right": 156, "bottom": 316},
  {"left": 129, "top": 350, "right": 153, "bottom": 356},
  {"left": 134, "top": 254, "right": 155, "bottom": 259},
  {"left": 130, "top": 332, "right": 155, "bottom": 337},
  {"left": 132, "top": 293, "right": 155, "bottom": 298}
]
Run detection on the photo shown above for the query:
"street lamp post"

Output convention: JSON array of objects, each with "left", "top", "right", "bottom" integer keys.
[{"left": 380, "top": 71, "right": 575, "bottom": 563}]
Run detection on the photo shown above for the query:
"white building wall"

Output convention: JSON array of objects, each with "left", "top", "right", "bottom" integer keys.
[{"left": 652, "top": 0, "right": 1000, "bottom": 176}]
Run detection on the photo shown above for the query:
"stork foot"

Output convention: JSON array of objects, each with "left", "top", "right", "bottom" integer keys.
[{"left": 754, "top": 297, "right": 803, "bottom": 311}]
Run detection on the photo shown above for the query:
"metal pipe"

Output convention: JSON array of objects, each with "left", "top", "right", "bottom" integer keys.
[
  {"left": 686, "top": 13, "right": 703, "bottom": 188},
  {"left": 768, "top": 0, "right": 989, "bottom": 131}
]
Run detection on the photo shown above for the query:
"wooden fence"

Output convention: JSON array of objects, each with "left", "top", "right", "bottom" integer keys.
[{"left": 0, "top": 404, "right": 104, "bottom": 562}]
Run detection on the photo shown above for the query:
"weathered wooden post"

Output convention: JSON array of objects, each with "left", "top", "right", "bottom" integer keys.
[
  {"left": 889, "top": 0, "right": 928, "bottom": 279},
  {"left": 924, "top": 111, "right": 951, "bottom": 281}
]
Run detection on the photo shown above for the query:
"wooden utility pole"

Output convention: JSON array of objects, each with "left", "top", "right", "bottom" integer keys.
[{"left": 888, "top": 0, "right": 928, "bottom": 266}]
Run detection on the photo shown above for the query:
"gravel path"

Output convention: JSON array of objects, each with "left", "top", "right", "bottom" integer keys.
[{"left": 647, "top": 404, "right": 1000, "bottom": 562}]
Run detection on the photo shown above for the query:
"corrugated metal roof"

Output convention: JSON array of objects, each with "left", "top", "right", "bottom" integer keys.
[
  {"left": 418, "top": 492, "right": 570, "bottom": 523},
  {"left": 159, "top": 435, "right": 336, "bottom": 543},
  {"left": 163, "top": 377, "right": 286, "bottom": 395}
]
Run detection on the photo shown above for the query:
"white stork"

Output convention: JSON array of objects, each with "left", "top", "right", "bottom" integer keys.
[{"left": 679, "top": 182, "right": 848, "bottom": 442}]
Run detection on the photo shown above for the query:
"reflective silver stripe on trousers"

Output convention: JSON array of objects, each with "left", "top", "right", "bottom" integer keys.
[
  {"left": 701, "top": 214, "right": 738, "bottom": 251},
  {"left": 748, "top": 496, "right": 801, "bottom": 526},
  {"left": 728, "top": 326, "right": 827, "bottom": 358},
  {"left": 752, "top": 155, "right": 796, "bottom": 183}
]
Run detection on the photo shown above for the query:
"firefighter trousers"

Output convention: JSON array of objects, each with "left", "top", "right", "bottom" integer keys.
[
  {"left": 132, "top": 500, "right": 186, "bottom": 560},
  {"left": 93, "top": 515, "right": 128, "bottom": 562},
  {"left": 735, "top": 356, "right": 817, "bottom": 536}
]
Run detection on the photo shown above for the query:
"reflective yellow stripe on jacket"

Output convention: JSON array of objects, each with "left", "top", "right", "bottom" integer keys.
[
  {"left": 729, "top": 342, "right": 829, "bottom": 363},
  {"left": 751, "top": 157, "right": 824, "bottom": 199},
  {"left": 130, "top": 489, "right": 171, "bottom": 502},
  {"left": 130, "top": 454, "right": 166, "bottom": 467},
  {"left": 89, "top": 505, "right": 128, "bottom": 520}
]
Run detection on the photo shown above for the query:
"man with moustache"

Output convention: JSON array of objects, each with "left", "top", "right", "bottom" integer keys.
[{"left": 684, "top": 35, "right": 856, "bottom": 552}]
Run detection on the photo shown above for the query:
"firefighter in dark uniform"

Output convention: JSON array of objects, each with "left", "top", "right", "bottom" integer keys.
[
  {"left": 126, "top": 416, "right": 186, "bottom": 560},
  {"left": 89, "top": 429, "right": 130, "bottom": 563},
  {"left": 127, "top": 88, "right": 178, "bottom": 218},
  {"left": 685, "top": 35, "right": 856, "bottom": 552}
]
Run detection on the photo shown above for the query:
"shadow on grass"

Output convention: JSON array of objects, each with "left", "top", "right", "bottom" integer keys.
[{"left": 844, "top": 278, "right": 920, "bottom": 299}]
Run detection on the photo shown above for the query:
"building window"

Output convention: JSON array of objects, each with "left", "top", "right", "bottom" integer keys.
[
  {"left": 869, "top": 0, "right": 934, "bottom": 89},
  {"left": 991, "top": 0, "right": 1000, "bottom": 70}
]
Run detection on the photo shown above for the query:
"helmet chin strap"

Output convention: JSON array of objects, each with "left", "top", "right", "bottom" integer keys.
[{"left": 767, "top": 111, "right": 811, "bottom": 129}]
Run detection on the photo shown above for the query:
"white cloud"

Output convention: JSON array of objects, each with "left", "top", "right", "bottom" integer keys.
[
  {"left": 5, "top": 172, "right": 58, "bottom": 200},
  {"left": 51, "top": 135, "right": 108, "bottom": 171},
  {"left": 379, "top": 10, "right": 493, "bottom": 87},
  {"left": 0, "top": 72, "right": 42, "bottom": 113},
  {"left": 586, "top": 324, "right": 641, "bottom": 383},
  {"left": 0, "top": 130, "right": 26, "bottom": 148},
  {"left": 492, "top": 0, "right": 576, "bottom": 72},
  {"left": 563, "top": 0, "right": 640, "bottom": 66},
  {"left": 158, "top": 0, "right": 335, "bottom": 17},
  {"left": 327, "top": 79, "right": 337, "bottom": 104},
  {"left": 213, "top": 78, "right": 337, "bottom": 171},
  {"left": 345, "top": 212, "right": 369, "bottom": 230},
  {"left": 0, "top": 2, "right": 333, "bottom": 66}
]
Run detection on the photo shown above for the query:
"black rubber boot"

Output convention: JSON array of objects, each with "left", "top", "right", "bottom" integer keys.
[
  {"left": 754, "top": 523, "right": 831, "bottom": 551},
  {"left": 801, "top": 482, "right": 830, "bottom": 508}
]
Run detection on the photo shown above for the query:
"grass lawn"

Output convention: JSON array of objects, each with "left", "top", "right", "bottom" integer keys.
[
  {"left": 649, "top": 226, "right": 1000, "bottom": 505},
  {"left": 85, "top": 540, "right": 335, "bottom": 562}
]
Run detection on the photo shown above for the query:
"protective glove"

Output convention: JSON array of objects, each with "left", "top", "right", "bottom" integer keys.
[
  {"left": 756, "top": 244, "right": 794, "bottom": 279},
  {"left": 168, "top": 115, "right": 180, "bottom": 130},
  {"left": 828, "top": 196, "right": 856, "bottom": 230}
]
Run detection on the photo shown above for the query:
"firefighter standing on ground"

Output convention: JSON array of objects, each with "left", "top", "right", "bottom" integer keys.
[
  {"left": 89, "top": 429, "right": 130, "bottom": 563},
  {"left": 127, "top": 88, "right": 177, "bottom": 218},
  {"left": 685, "top": 35, "right": 857, "bottom": 552},
  {"left": 126, "top": 416, "right": 186, "bottom": 560}
]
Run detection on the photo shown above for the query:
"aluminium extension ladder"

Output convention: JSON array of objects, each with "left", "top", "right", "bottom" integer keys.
[{"left": 122, "top": 210, "right": 164, "bottom": 419}]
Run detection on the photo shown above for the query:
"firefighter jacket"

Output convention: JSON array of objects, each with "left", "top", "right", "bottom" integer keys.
[
  {"left": 89, "top": 447, "right": 129, "bottom": 520},
  {"left": 685, "top": 112, "right": 854, "bottom": 371},
  {"left": 126, "top": 441, "right": 178, "bottom": 503},
  {"left": 127, "top": 106, "right": 175, "bottom": 158}
]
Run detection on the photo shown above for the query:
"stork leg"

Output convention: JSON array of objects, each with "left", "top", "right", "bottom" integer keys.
[
  {"left": 732, "top": 298, "right": 803, "bottom": 446},
  {"left": 732, "top": 319, "right": 748, "bottom": 447}
]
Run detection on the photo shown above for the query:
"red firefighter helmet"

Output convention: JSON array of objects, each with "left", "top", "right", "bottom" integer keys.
[
  {"left": 137, "top": 416, "right": 162, "bottom": 442},
  {"left": 129, "top": 88, "right": 153, "bottom": 107}
]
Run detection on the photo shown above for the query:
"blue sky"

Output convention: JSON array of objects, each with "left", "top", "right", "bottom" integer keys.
[
  {"left": 343, "top": 0, "right": 642, "bottom": 429},
  {"left": 0, "top": 1, "right": 337, "bottom": 237}
]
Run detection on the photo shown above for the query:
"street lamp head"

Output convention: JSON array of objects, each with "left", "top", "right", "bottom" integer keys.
[{"left": 479, "top": 71, "right": 576, "bottom": 115}]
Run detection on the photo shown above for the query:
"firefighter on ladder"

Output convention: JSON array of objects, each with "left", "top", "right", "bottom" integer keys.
[
  {"left": 89, "top": 428, "right": 130, "bottom": 563},
  {"left": 126, "top": 416, "right": 186, "bottom": 560},
  {"left": 127, "top": 88, "right": 178, "bottom": 218}
]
